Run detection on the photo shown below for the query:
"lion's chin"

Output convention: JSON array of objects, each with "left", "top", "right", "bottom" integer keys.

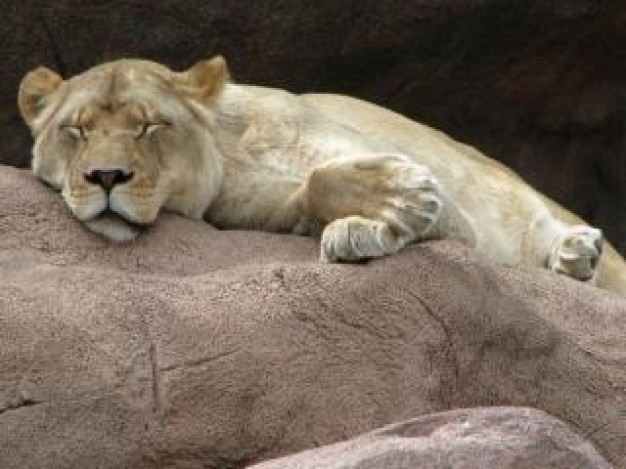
[{"left": 84, "top": 211, "right": 147, "bottom": 242}]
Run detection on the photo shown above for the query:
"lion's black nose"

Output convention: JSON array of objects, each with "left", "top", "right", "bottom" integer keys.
[{"left": 84, "top": 169, "right": 134, "bottom": 191}]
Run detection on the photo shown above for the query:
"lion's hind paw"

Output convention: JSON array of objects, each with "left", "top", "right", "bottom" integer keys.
[{"left": 548, "top": 225, "right": 603, "bottom": 282}]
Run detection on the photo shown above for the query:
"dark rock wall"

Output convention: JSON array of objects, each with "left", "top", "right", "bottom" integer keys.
[{"left": 2, "top": 0, "right": 624, "bottom": 252}]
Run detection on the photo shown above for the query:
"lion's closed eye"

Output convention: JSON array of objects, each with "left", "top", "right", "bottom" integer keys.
[
  {"left": 136, "top": 122, "right": 170, "bottom": 139},
  {"left": 60, "top": 124, "right": 88, "bottom": 140}
]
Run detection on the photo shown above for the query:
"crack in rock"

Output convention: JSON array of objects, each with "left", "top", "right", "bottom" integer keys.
[{"left": 0, "top": 395, "right": 43, "bottom": 416}]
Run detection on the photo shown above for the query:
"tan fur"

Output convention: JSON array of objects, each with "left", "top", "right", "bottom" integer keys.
[{"left": 18, "top": 57, "right": 626, "bottom": 296}]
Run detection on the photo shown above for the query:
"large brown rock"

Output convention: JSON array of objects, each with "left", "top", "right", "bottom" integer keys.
[
  {"left": 1, "top": 165, "right": 625, "bottom": 468},
  {"left": 251, "top": 407, "right": 612, "bottom": 468},
  {"left": 2, "top": 1, "right": 625, "bottom": 253}
]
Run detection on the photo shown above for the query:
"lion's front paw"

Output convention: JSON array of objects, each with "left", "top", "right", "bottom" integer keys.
[
  {"left": 372, "top": 158, "right": 444, "bottom": 242},
  {"left": 548, "top": 225, "right": 603, "bottom": 282},
  {"left": 320, "top": 216, "right": 399, "bottom": 263}
]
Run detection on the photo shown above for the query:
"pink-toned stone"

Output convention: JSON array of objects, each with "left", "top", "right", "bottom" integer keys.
[{"left": 251, "top": 407, "right": 612, "bottom": 468}]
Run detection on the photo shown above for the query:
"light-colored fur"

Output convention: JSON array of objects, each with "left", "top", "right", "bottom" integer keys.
[{"left": 18, "top": 57, "right": 626, "bottom": 296}]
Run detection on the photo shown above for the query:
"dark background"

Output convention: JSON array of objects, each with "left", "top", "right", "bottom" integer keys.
[{"left": 2, "top": 0, "right": 624, "bottom": 253}]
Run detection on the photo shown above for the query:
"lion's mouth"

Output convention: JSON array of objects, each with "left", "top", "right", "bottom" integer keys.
[
  {"left": 95, "top": 207, "right": 151, "bottom": 230},
  {"left": 84, "top": 207, "right": 151, "bottom": 242}
]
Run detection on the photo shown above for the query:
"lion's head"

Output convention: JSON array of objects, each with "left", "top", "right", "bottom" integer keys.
[{"left": 18, "top": 56, "right": 229, "bottom": 241}]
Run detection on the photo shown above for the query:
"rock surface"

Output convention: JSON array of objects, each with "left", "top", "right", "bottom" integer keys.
[
  {"left": 251, "top": 407, "right": 612, "bottom": 469},
  {"left": 2, "top": 1, "right": 625, "bottom": 253},
  {"left": 0, "top": 165, "right": 625, "bottom": 468}
]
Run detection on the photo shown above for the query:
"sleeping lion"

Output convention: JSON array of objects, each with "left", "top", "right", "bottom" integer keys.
[{"left": 18, "top": 56, "right": 626, "bottom": 296}]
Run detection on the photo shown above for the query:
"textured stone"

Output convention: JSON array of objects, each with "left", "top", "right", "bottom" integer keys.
[
  {"left": 251, "top": 407, "right": 613, "bottom": 469},
  {"left": 2, "top": 1, "right": 625, "bottom": 252},
  {"left": 0, "top": 165, "right": 624, "bottom": 468}
]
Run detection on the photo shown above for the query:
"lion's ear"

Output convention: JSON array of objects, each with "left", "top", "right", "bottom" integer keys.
[
  {"left": 175, "top": 55, "right": 230, "bottom": 104},
  {"left": 18, "top": 66, "right": 63, "bottom": 127}
]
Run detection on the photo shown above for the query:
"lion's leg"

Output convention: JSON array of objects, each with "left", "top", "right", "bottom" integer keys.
[{"left": 299, "top": 154, "right": 472, "bottom": 262}]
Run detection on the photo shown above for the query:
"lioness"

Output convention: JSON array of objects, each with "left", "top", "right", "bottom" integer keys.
[{"left": 18, "top": 56, "right": 626, "bottom": 295}]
